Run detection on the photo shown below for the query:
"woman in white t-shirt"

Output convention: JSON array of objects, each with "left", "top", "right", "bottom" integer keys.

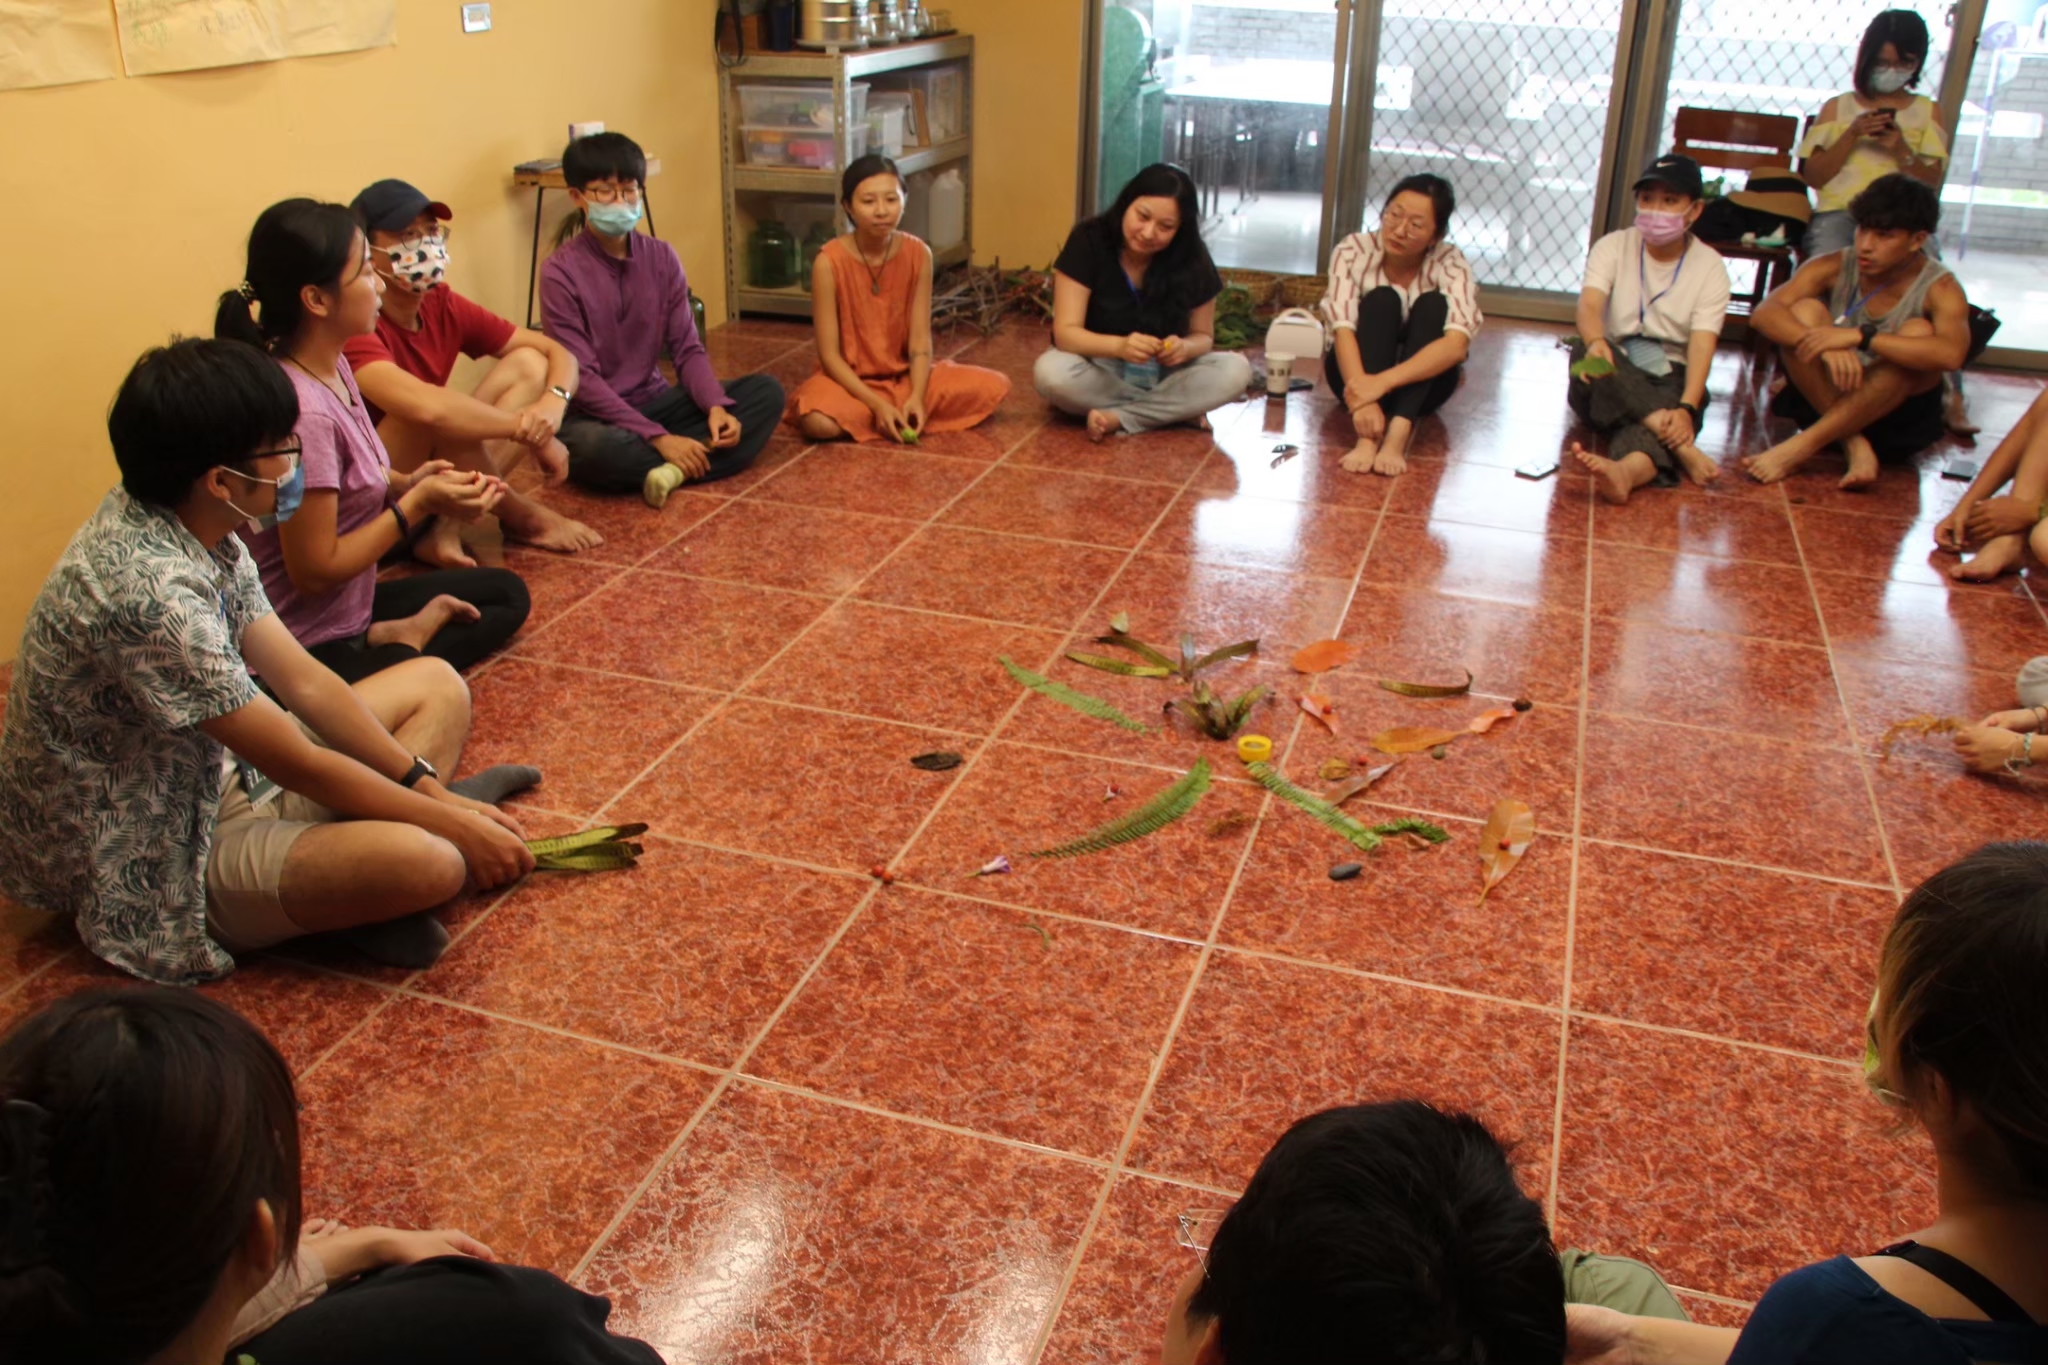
[
  {"left": 1567, "top": 155, "right": 1732, "bottom": 504},
  {"left": 1317, "top": 174, "right": 1481, "bottom": 477}
]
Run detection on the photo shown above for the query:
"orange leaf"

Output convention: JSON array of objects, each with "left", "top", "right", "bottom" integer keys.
[
  {"left": 1299, "top": 692, "right": 1339, "bottom": 734},
  {"left": 1366, "top": 726, "right": 1462, "bottom": 755},
  {"left": 1478, "top": 798, "right": 1535, "bottom": 902},
  {"left": 1465, "top": 706, "right": 1517, "bottom": 735},
  {"left": 1291, "top": 639, "right": 1358, "bottom": 674}
]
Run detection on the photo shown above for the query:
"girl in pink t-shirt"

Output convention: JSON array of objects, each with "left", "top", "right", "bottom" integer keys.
[{"left": 217, "top": 199, "right": 529, "bottom": 682}]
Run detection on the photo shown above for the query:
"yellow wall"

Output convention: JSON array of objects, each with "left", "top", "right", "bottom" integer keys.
[
  {"left": 0, "top": 0, "right": 1092, "bottom": 650},
  {"left": 0, "top": 0, "right": 728, "bottom": 649},
  {"left": 944, "top": 0, "right": 1086, "bottom": 271}
]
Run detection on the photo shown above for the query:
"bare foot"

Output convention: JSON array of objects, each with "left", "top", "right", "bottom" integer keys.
[
  {"left": 503, "top": 498, "right": 604, "bottom": 554},
  {"left": 1740, "top": 440, "right": 1816, "bottom": 485},
  {"left": 1182, "top": 413, "right": 1214, "bottom": 433},
  {"left": 536, "top": 437, "right": 570, "bottom": 484},
  {"left": 1085, "top": 409, "right": 1122, "bottom": 443},
  {"left": 1674, "top": 443, "right": 1720, "bottom": 486},
  {"left": 1944, "top": 385, "right": 1981, "bottom": 437},
  {"left": 1340, "top": 436, "right": 1379, "bottom": 473},
  {"left": 413, "top": 519, "right": 477, "bottom": 570},
  {"left": 1951, "top": 533, "right": 2026, "bottom": 581},
  {"left": 1837, "top": 436, "right": 1880, "bottom": 491},
  {"left": 1570, "top": 441, "right": 1634, "bottom": 505},
  {"left": 1370, "top": 446, "right": 1408, "bottom": 477},
  {"left": 366, "top": 593, "right": 481, "bottom": 652}
]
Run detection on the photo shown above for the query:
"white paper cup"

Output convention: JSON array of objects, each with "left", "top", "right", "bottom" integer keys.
[{"left": 1266, "top": 353, "right": 1294, "bottom": 396}]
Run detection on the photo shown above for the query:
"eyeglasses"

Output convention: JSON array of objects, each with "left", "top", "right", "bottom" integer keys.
[
  {"left": 388, "top": 225, "right": 448, "bottom": 255},
  {"left": 579, "top": 182, "right": 642, "bottom": 205},
  {"left": 1174, "top": 1208, "right": 1229, "bottom": 1272},
  {"left": 225, "top": 443, "right": 302, "bottom": 482}
]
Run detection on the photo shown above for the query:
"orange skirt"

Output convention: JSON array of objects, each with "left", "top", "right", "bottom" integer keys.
[{"left": 793, "top": 360, "right": 1010, "bottom": 443}]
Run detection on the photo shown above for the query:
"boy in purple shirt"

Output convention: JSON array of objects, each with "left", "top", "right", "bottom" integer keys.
[{"left": 540, "top": 132, "right": 785, "bottom": 508}]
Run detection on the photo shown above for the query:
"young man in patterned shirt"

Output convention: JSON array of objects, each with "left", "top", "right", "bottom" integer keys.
[{"left": 0, "top": 338, "right": 537, "bottom": 983}]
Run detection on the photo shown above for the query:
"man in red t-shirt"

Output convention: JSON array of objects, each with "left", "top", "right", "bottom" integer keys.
[{"left": 345, "top": 179, "right": 600, "bottom": 561}]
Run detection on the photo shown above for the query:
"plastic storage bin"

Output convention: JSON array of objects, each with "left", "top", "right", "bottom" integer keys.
[
  {"left": 743, "top": 122, "right": 869, "bottom": 169},
  {"left": 736, "top": 80, "right": 869, "bottom": 129},
  {"left": 866, "top": 105, "right": 907, "bottom": 157}
]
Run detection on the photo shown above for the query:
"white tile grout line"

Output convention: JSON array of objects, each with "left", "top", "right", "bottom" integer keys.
[
  {"left": 1026, "top": 406, "right": 1403, "bottom": 1365},
  {"left": 1546, "top": 456, "right": 1600, "bottom": 1223},
  {"left": 1785, "top": 481, "right": 1908, "bottom": 903}
]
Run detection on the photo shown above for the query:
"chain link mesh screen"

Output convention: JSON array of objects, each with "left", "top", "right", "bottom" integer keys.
[{"left": 1358, "top": 1, "right": 1626, "bottom": 293}]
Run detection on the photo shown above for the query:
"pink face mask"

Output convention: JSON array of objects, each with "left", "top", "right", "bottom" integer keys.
[{"left": 1635, "top": 210, "right": 1690, "bottom": 246}]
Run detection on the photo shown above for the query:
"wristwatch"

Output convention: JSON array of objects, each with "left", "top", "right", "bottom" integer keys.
[
  {"left": 1859, "top": 321, "right": 1880, "bottom": 354},
  {"left": 548, "top": 384, "right": 573, "bottom": 402},
  {"left": 398, "top": 754, "right": 438, "bottom": 789},
  {"left": 1678, "top": 401, "right": 1701, "bottom": 425}
]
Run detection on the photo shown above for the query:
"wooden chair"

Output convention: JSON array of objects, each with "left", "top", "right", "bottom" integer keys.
[{"left": 1672, "top": 106, "right": 1801, "bottom": 316}]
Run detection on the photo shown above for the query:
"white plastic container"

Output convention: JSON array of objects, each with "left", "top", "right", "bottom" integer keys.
[
  {"left": 737, "top": 81, "right": 868, "bottom": 131},
  {"left": 900, "top": 168, "right": 934, "bottom": 241},
  {"left": 866, "top": 105, "right": 907, "bottom": 158},
  {"left": 928, "top": 167, "right": 965, "bottom": 251},
  {"left": 743, "top": 122, "right": 869, "bottom": 169}
]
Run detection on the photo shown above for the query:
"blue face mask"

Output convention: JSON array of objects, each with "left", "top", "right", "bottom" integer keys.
[
  {"left": 223, "top": 455, "right": 304, "bottom": 531},
  {"left": 586, "top": 200, "right": 644, "bottom": 236}
]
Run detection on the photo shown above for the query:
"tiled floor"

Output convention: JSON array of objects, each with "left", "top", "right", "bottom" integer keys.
[{"left": 3, "top": 315, "right": 2043, "bottom": 1361}]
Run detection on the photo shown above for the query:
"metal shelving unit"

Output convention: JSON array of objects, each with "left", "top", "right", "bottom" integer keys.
[{"left": 717, "top": 35, "right": 975, "bottom": 318}]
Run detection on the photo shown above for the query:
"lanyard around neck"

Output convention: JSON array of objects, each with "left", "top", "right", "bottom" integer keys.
[{"left": 1638, "top": 241, "right": 1686, "bottom": 334}]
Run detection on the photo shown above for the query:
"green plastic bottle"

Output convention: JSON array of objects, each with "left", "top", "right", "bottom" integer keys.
[{"left": 800, "top": 219, "right": 835, "bottom": 289}]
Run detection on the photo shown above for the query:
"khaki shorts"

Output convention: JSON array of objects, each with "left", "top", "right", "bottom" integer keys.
[{"left": 206, "top": 723, "right": 338, "bottom": 954}]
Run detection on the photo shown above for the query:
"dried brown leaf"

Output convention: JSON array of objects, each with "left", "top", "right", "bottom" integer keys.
[
  {"left": 1478, "top": 798, "right": 1536, "bottom": 902},
  {"left": 1367, "top": 726, "right": 1463, "bottom": 755},
  {"left": 1299, "top": 692, "right": 1339, "bottom": 734},
  {"left": 1878, "top": 713, "right": 1967, "bottom": 757},
  {"left": 1290, "top": 639, "right": 1358, "bottom": 674},
  {"left": 1376, "top": 669, "right": 1474, "bottom": 698}
]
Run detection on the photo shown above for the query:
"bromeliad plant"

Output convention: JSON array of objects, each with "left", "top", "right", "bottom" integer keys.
[{"left": 1065, "top": 614, "right": 1268, "bottom": 740}]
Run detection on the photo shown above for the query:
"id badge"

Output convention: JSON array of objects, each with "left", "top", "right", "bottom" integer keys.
[{"left": 236, "top": 756, "right": 282, "bottom": 810}]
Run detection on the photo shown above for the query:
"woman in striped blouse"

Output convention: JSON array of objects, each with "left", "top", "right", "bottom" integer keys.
[{"left": 1317, "top": 175, "right": 1481, "bottom": 477}]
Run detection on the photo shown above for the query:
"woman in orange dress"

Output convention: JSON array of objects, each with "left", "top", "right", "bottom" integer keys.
[{"left": 793, "top": 155, "right": 1009, "bottom": 443}]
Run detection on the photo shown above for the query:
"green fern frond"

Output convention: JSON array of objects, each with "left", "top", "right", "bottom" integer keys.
[
  {"left": 1245, "top": 762, "right": 1449, "bottom": 853},
  {"left": 1065, "top": 650, "right": 1174, "bottom": 678},
  {"left": 527, "top": 823, "right": 649, "bottom": 857},
  {"left": 1030, "top": 760, "right": 1212, "bottom": 858},
  {"left": 1002, "top": 657, "right": 1148, "bottom": 733}
]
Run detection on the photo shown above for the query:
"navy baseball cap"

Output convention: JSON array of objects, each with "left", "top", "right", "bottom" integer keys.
[
  {"left": 351, "top": 179, "right": 452, "bottom": 234},
  {"left": 1633, "top": 154, "right": 1705, "bottom": 199}
]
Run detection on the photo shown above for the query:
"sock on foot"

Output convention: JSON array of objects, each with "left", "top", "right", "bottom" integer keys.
[
  {"left": 341, "top": 912, "right": 451, "bottom": 970},
  {"left": 447, "top": 764, "right": 542, "bottom": 804}
]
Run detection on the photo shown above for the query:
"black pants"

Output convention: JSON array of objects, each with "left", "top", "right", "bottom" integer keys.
[
  {"left": 306, "top": 567, "right": 530, "bottom": 684},
  {"left": 1565, "top": 339, "right": 1709, "bottom": 487},
  {"left": 1323, "top": 286, "right": 1462, "bottom": 421},
  {"left": 1770, "top": 375, "right": 1945, "bottom": 464},
  {"left": 560, "top": 373, "right": 786, "bottom": 495},
  {"left": 236, "top": 1257, "right": 662, "bottom": 1365}
]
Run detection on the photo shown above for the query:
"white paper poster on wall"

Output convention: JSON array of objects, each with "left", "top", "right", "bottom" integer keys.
[
  {"left": 112, "top": 0, "right": 396, "bottom": 77},
  {"left": 0, "top": 0, "right": 122, "bottom": 92}
]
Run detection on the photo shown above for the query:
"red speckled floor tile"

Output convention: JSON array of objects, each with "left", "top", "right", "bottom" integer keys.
[
  {"left": 298, "top": 996, "right": 715, "bottom": 1275},
  {"left": 1128, "top": 950, "right": 1561, "bottom": 1191},
  {"left": 577, "top": 1084, "right": 1105, "bottom": 1365},
  {"left": 749, "top": 888, "right": 1198, "bottom": 1156},
  {"left": 4, "top": 319, "right": 2037, "bottom": 1359},
  {"left": 1553, "top": 1018, "right": 1935, "bottom": 1301}
]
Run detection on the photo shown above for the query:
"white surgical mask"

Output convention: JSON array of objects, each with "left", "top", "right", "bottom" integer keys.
[{"left": 1871, "top": 65, "right": 1915, "bottom": 94}]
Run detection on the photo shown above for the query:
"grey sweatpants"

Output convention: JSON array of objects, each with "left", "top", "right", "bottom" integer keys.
[
  {"left": 1033, "top": 349, "right": 1252, "bottom": 434},
  {"left": 1566, "top": 339, "right": 1707, "bottom": 487}
]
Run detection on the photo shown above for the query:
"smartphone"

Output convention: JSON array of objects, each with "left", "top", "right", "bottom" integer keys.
[
  {"left": 1942, "top": 455, "right": 1981, "bottom": 481},
  {"left": 1515, "top": 458, "right": 1560, "bottom": 480}
]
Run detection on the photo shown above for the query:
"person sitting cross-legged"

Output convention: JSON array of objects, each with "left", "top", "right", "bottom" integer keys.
[
  {"left": 1741, "top": 173, "right": 1970, "bottom": 489},
  {"left": 1567, "top": 153, "right": 1730, "bottom": 504},
  {"left": 0, "top": 338, "right": 538, "bottom": 981},
  {"left": 540, "top": 131, "right": 785, "bottom": 508},
  {"left": 345, "top": 178, "right": 601, "bottom": 561}
]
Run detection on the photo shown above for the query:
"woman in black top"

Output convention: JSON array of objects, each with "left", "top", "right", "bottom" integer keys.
[
  {"left": 0, "top": 988, "right": 661, "bottom": 1365},
  {"left": 1034, "top": 163, "right": 1251, "bottom": 441}
]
